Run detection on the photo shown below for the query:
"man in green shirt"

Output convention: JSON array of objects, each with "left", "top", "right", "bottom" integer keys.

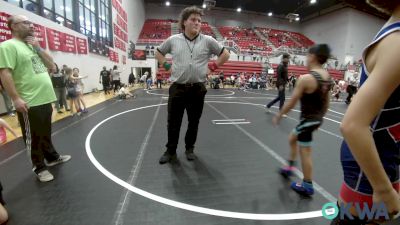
[{"left": 0, "top": 15, "right": 71, "bottom": 182}]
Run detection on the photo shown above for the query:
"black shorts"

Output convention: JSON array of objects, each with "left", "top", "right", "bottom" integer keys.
[{"left": 292, "top": 119, "right": 322, "bottom": 147}]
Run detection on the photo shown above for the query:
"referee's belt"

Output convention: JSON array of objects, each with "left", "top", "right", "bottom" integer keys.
[{"left": 173, "top": 82, "right": 203, "bottom": 87}]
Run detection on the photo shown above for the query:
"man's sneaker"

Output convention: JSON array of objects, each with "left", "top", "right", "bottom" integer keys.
[
  {"left": 185, "top": 149, "right": 196, "bottom": 161},
  {"left": 36, "top": 170, "right": 54, "bottom": 182},
  {"left": 159, "top": 151, "right": 177, "bottom": 164},
  {"left": 291, "top": 181, "right": 314, "bottom": 196},
  {"left": 279, "top": 166, "right": 294, "bottom": 178},
  {"left": 46, "top": 155, "right": 71, "bottom": 167}
]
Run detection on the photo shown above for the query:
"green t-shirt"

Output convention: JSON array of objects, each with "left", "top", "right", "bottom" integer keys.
[{"left": 0, "top": 39, "right": 56, "bottom": 107}]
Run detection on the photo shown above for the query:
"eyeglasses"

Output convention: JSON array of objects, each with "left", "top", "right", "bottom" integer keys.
[{"left": 13, "top": 20, "right": 32, "bottom": 26}]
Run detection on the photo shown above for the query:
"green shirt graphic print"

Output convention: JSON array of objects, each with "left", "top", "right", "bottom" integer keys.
[{"left": 0, "top": 39, "right": 56, "bottom": 107}]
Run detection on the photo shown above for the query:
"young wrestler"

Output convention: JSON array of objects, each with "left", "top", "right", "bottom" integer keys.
[
  {"left": 272, "top": 44, "right": 333, "bottom": 196},
  {"left": 332, "top": 1, "right": 400, "bottom": 224}
]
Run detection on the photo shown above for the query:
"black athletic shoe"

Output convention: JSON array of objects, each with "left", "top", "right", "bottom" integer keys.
[
  {"left": 185, "top": 149, "right": 196, "bottom": 161},
  {"left": 159, "top": 151, "right": 177, "bottom": 164}
]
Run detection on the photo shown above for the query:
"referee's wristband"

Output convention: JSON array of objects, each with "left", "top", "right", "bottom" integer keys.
[{"left": 163, "top": 61, "right": 171, "bottom": 70}]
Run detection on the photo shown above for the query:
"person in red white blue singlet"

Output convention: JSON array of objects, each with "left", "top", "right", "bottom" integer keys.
[{"left": 334, "top": 1, "right": 400, "bottom": 224}]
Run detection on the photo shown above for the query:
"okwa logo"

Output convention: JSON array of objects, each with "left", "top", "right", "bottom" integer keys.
[{"left": 322, "top": 202, "right": 389, "bottom": 221}]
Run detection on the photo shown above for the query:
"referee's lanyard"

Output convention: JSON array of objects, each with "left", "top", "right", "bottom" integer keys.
[{"left": 185, "top": 38, "right": 196, "bottom": 65}]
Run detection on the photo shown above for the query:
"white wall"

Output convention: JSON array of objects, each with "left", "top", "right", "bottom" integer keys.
[
  {"left": 301, "top": 8, "right": 350, "bottom": 63},
  {"left": 345, "top": 9, "right": 385, "bottom": 59},
  {"left": 124, "top": 0, "right": 145, "bottom": 43},
  {"left": 145, "top": 3, "right": 301, "bottom": 32},
  {"left": 301, "top": 8, "right": 385, "bottom": 63}
]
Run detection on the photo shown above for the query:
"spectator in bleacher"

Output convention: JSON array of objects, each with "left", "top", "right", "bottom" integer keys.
[
  {"left": 156, "top": 6, "right": 230, "bottom": 164},
  {"left": 266, "top": 53, "right": 290, "bottom": 112}
]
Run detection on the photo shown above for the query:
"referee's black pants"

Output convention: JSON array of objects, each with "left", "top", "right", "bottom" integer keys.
[
  {"left": 346, "top": 85, "right": 357, "bottom": 104},
  {"left": 17, "top": 103, "right": 60, "bottom": 173},
  {"left": 267, "top": 85, "right": 286, "bottom": 110},
  {"left": 166, "top": 83, "right": 207, "bottom": 154}
]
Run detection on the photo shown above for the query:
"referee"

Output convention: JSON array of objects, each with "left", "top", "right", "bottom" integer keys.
[
  {"left": 266, "top": 53, "right": 290, "bottom": 111},
  {"left": 156, "top": 6, "right": 230, "bottom": 164}
]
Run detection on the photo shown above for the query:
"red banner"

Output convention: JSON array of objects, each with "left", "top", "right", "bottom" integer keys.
[
  {"left": 46, "top": 28, "right": 64, "bottom": 51},
  {"left": 113, "top": 23, "right": 127, "bottom": 42},
  {"left": 76, "top": 37, "right": 88, "bottom": 54},
  {"left": 108, "top": 48, "right": 119, "bottom": 63},
  {"left": 33, "top": 24, "right": 46, "bottom": 49},
  {"left": 114, "top": 37, "right": 126, "bottom": 51},
  {"left": 117, "top": 15, "right": 127, "bottom": 32},
  {"left": 63, "top": 33, "right": 76, "bottom": 53},
  {"left": 0, "top": 12, "right": 11, "bottom": 43},
  {"left": 111, "top": 0, "right": 127, "bottom": 22}
]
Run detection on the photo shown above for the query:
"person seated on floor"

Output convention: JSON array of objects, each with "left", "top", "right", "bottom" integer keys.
[
  {"left": 118, "top": 84, "right": 134, "bottom": 99},
  {"left": 212, "top": 76, "right": 220, "bottom": 89}
]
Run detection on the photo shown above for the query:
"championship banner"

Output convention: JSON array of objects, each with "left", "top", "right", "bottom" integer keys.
[
  {"left": 33, "top": 24, "right": 47, "bottom": 49},
  {"left": 0, "top": 12, "right": 11, "bottom": 43},
  {"left": 76, "top": 37, "right": 88, "bottom": 54},
  {"left": 63, "top": 33, "right": 76, "bottom": 53},
  {"left": 46, "top": 28, "right": 64, "bottom": 51}
]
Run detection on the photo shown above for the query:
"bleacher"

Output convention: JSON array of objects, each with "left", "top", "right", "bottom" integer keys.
[
  {"left": 271, "top": 64, "right": 344, "bottom": 80},
  {"left": 158, "top": 61, "right": 344, "bottom": 80},
  {"left": 137, "top": 20, "right": 314, "bottom": 52},
  {"left": 257, "top": 28, "right": 301, "bottom": 49},
  {"left": 137, "top": 19, "right": 176, "bottom": 44},
  {"left": 200, "top": 22, "right": 215, "bottom": 38},
  {"left": 158, "top": 61, "right": 263, "bottom": 78},
  {"left": 218, "top": 26, "right": 272, "bottom": 55},
  {"left": 257, "top": 27, "right": 314, "bottom": 49},
  {"left": 137, "top": 20, "right": 344, "bottom": 80},
  {"left": 290, "top": 32, "right": 315, "bottom": 48}
]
